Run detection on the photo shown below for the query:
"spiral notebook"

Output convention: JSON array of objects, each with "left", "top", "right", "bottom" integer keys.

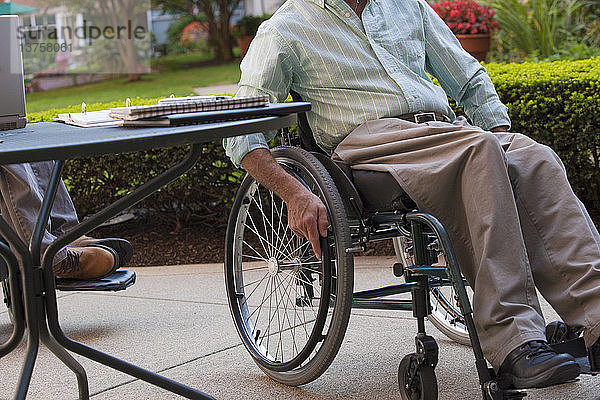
[{"left": 109, "top": 95, "right": 269, "bottom": 121}]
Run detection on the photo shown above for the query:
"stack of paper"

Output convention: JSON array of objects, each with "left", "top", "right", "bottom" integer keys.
[
  {"left": 157, "top": 95, "right": 231, "bottom": 105},
  {"left": 109, "top": 95, "right": 269, "bottom": 121},
  {"left": 55, "top": 110, "right": 122, "bottom": 127}
]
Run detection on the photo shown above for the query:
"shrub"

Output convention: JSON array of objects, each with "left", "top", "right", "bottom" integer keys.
[
  {"left": 482, "top": 58, "right": 599, "bottom": 209},
  {"left": 165, "top": 14, "right": 208, "bottom": 55},
  {"left": 29, "top": 58, "right": 599, "bottom": 226},
  {"left": 232, "top": 14, "right": 271, "bottom": 38}
]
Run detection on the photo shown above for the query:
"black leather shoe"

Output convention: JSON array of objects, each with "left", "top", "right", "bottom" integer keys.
[
  {"left": 587, "top": 338, "right": 600, "bottom": 372},
  {"left": 498, "top": 340, "right": 580, "bottom": 389}
]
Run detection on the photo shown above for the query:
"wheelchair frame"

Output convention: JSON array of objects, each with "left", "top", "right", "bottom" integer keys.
[{"left": 224, "top": 103, "right": 528, "bottom": 399}]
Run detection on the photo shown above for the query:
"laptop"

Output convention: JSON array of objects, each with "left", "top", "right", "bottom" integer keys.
[{"left": 0, "top": 15, "right": 27, "bottom": 130}]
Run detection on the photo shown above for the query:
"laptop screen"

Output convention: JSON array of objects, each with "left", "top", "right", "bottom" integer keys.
[{"left": 0, "top": 15, "right": 27, "bottom": 130}]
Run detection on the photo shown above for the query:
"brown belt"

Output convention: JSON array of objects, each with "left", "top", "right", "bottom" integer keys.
[{"left": 396, "top": 111, "right": 451, "bottom": 124}]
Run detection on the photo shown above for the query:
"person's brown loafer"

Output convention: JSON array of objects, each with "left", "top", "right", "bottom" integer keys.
[
  {"left": 498, "top": 340, "right": 580, "bottom": 389},
  {"left": 53, "top": 246, "right": 117, "bottom": 279},
  {"left": 71, "top": 236, "right": 133, "bottom": 267}
]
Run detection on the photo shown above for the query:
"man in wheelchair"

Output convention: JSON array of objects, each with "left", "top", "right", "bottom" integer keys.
[{"left": 223, "top": 0, "right": 600, "bottom": 391}]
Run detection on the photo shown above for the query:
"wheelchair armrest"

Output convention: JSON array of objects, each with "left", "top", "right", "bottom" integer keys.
[
  {"left": 289, "top": 91, "right": 326, "bottom": 155},
  {"left": 312, "top": 152, "right": 364, "bottom": 216}
]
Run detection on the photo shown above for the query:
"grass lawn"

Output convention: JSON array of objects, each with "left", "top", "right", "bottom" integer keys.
[{"left": 25, "top": 61, "right": 241, "bottom": 113}]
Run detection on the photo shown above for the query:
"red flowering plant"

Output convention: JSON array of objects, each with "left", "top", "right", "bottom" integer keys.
[{"left": 430, "top": 0, "right": 499, "bottom": 35}]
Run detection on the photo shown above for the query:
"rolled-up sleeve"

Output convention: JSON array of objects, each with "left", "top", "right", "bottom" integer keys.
[
  {"left": 420, "top": 0, "right": 511, "bottom": 131},
  {"left": 223, "top": 22, "right": 294, "bottom": 167}
]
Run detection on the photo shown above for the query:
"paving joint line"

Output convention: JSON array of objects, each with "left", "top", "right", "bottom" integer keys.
[
  {"left": 72, "top": 292, "right": 229, "bottom": 307},
  {"left": 89, "top": 342, "right": 244, "bottom": 398}
]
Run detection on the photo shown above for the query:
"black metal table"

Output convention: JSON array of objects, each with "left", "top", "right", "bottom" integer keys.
[{"left": 0, "top": 102, "right": 309, "bottom": 400}]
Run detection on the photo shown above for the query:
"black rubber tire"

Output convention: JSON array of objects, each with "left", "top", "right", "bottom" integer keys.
[
  {"left": 2, "top": 279, "right": 16, "bottom": 325},
  {"left": 225, "top": 146, "right": 354, "bottom": 386},
  {"left": 398, "top": 354, "right": 438, "bottom": 400}
]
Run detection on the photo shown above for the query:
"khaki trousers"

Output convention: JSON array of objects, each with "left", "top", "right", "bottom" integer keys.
[{"left": 332, "top": 118, "right": 600, "bottom": 369}]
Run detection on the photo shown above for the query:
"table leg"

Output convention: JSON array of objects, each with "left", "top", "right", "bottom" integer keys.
[
  {"left": 14, "top": 255, "right": 40, "bottom": 400},
  {"left": 40, "top": 146, "right": 216, "bottom": 399},
  {"left": 0, "top": 240, "right": 24, "bottom": 356},
  {"left": 39, "top": 321, "right": 89, "bottom": 400},
  {"left": 0, "top": 215, "right": 41, "bottom": 400}
]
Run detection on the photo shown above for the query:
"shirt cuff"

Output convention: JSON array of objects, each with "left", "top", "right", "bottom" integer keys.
[
  {"left": 470, "top": 100, "right": 512, "bottom": 132},
  {"left": 224, "top": 132, "right": 270, "bottom": 168}
]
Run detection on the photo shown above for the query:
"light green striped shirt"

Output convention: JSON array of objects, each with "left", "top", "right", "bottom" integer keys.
[{"left": 224, "top": 0, "right": 510, "bottom": 166}]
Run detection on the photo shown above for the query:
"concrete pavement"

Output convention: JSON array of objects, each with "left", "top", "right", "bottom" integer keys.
[{"left": 1, "top": 256, "right": 599, "bottom": 399}]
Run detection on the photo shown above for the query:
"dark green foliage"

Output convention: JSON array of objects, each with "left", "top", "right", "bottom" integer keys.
[
  {"left": 484, "top": 58, "right": 599, "bottom": 210},
  {"left": 62, "top": 141, "right": 243, "bottom": 229},
  {"left": 232, "top": 14, "right": 272, "bottom": 38}
]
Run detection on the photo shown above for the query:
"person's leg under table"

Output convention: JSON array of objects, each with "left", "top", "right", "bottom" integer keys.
[
  {"left": 30, "top": 161, "right": 134, "bottom": 267},
  {"left": 0, "top": 163, "right": 116, "bottom": 278},
  {"left": 0, "top": 162, "right": 68, "bottom": 266},
  {"left": 29, "top": 161, "right": 80, "bottom": 238}
]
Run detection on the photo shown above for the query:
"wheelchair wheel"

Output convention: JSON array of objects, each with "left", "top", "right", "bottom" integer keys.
[
  {"left": 225, "top": 146, "right": 354, "bottom": 386},
  {"left": 398, "top": 353, "right": 438, "bottom": 400},
  {"left": 394, "top": 236, "right": 471, "bottom": 346}
]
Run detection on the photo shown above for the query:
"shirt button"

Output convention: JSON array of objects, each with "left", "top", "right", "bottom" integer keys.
[{"left": 345, "top": 12, "right": 351, "bottom": 17}]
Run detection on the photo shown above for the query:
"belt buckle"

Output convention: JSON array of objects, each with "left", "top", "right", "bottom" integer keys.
[{"left": 414, "top": 112, "right": 436, "bottom": 123}]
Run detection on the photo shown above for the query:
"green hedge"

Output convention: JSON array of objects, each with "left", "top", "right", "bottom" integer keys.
[{"left": 29, "top": 57, "right": 599, "bottom": 227}]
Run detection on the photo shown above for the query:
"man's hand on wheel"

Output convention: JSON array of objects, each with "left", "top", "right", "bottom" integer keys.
[
  {"left": 241, "top": 148, "right": 329, "bottom": 259},
  {"left": 287, "top": 190, "right": 329, "bottom": 259}
]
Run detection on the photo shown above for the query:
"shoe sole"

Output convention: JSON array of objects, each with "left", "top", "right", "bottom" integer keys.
[
  {"left": 500, "top": 361, "right": 581, "bottom": 389},
  {"left": 88, "top": 238, "right": 133, "bottom": 267}
]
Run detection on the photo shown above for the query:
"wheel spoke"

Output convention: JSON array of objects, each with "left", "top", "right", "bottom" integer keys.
[
  {"left": 261, "top": 271, "right": 295, "bottom": 357},
  {"left": 243, "top": 217, "right": 272, "bottom": 259},
  {"left": 242, "top": 240, "right": 268, "bottom": 261},
  {"left": 244, "top": 221, "right": 292, "bottom": 262},
  {"left": 248, "top": 273, "right": 271, "bottom": 338},
  {"left": 252, "top": 189, "right": 296, "bottom": 260},
  {"left": 273, "top": 198, "right": 297, "bottom": 259},
  {"left": 241, "top": 253, "right": 270, "bottom": 263}
]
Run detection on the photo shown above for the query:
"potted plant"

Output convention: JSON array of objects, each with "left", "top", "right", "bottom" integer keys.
[
  {"left": 232, "top": 14, "right": 271, "bottom": 59},
  {"left": 430, "top": 0, "right": 499, "bottom": 61}
]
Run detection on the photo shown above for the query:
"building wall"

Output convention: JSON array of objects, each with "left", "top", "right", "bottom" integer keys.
[{"left": 244, "top": 0, "right": 286, "bottom": 16}]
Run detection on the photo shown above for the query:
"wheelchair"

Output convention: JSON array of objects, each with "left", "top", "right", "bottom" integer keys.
[{"left": 224, "top": 100, "right": 594, "bottom": 399}]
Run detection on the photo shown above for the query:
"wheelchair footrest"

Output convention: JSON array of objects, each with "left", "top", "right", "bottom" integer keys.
[
  {"left": 405, "top": 265, "right": 448, "bottom": 279},
  {"left": 549, "top": 337, "right": 598, "bottom": 376},
  {"left": 575, "top": 356, "right": 598, "bottom": 375},
  {"left": 55, "top": 269, "right": 136, "bottom": 292}
]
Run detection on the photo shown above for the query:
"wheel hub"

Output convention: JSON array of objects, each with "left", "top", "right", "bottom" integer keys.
[
  {"left": 292, "top": 258, "right": 302, "bottom": 272},
  {"left": 267, "top": 257, "right": 280, "bottom": 276}
]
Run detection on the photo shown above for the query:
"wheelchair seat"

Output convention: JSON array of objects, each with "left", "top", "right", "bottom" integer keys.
[{"left": 343, "top": 166, "right": 417, "bottom": 212}]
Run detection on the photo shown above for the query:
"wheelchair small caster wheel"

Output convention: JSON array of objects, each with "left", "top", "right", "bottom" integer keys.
[{"left": 398, "top": 353, "right": 438, "bottom": 400}]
